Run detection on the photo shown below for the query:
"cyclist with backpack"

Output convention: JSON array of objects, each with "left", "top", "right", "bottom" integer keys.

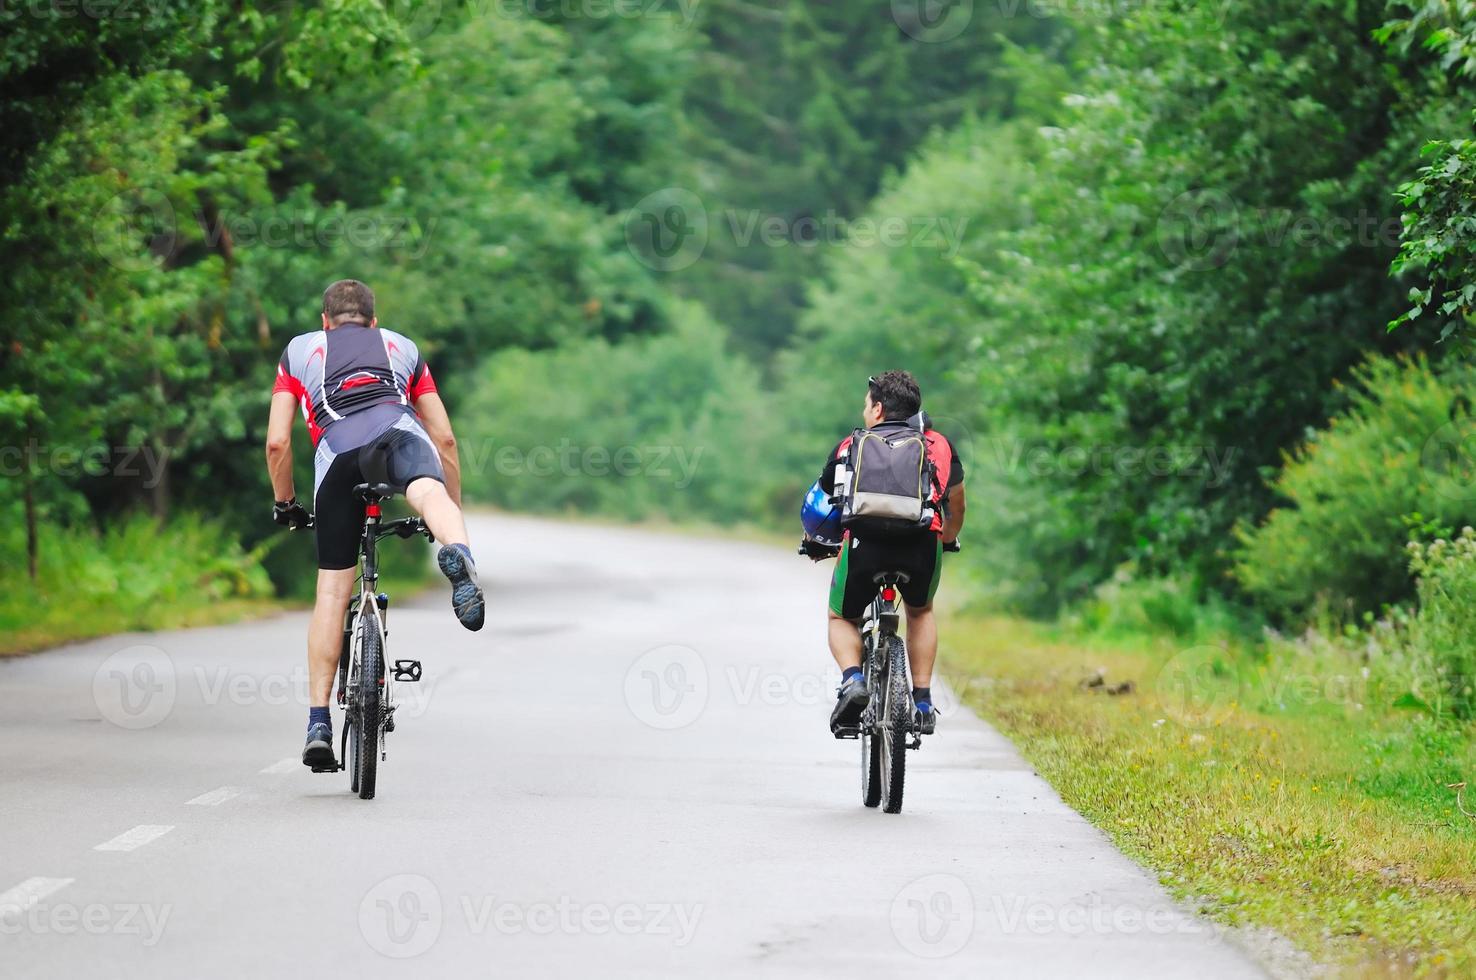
[{"left": 802, "top": 371, "right": 965, "bottom": 736}]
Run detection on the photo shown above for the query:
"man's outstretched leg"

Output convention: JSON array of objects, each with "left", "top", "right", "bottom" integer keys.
[
  {"left": 905, "top": 602, "right": 938, "bottom": 733},
  {"left": 827, "top": 610, "right": 869, "bottom": 731},
  {"left": 405, "top": 476, "right": 484, "bottom": 631},
  {"left": 303, "top": 568, "right": 355, "bottom": 769}
]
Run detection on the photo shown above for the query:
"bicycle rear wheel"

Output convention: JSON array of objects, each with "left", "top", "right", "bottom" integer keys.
[
  {"left": 881, "top": 635, "right": 909, "bottom": 814},
  {"left": 355, "top": 615, "right": 383, "bottom": 800}
]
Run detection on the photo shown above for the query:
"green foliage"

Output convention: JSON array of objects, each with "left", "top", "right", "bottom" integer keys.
[
  {"left": 1403, "top": 528, "right": 1476, "bottom": 718},
  {"left": 963, "top": 0, "right": 1431, "bottom": 611},
  {"left": 1069, "top": 572, "right": 1255, "bottom": 648},
  {"left": 0, "top": 511, "right": 273, "bottom": 653},
  {"left": 1234, "top": 356, "right": 1476, "bottom": 622},
  {"left": 675, "top": 0, "right": 1061, "bottom": 355},
  {"left": 1390, "top": 131, "right": 1476, "bottom": 336},
  {"left": 1380, "top": 2, "right": 1476, "bottom": 337},
  {"left": 458, "top": 305, "right": 779, "bottom": 522}
]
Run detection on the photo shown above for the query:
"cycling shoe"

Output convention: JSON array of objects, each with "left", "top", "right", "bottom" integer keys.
[{"left": 437, "top": 545, "right": 485, "bottom": 631}]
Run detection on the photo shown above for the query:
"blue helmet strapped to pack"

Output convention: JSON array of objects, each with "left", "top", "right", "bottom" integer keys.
[{"left": 801, "top": 480, "right": 844, "bottom": 546}]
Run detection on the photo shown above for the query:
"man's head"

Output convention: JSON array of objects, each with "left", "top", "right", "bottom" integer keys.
[
  {"left": 321, "top": 279, "right": 377, "bottom": 330},
  {"left": 864, "top": 370, "right": 922, "bottom": 427}
]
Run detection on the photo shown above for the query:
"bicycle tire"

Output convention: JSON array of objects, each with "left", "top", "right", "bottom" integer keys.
[
  {"left": 861, "top": 634, "right": 884, "bottom": 807},
  {"left": 349, "top": 717, "right": 360, "bottom": 793},
  {"left": 356, "top": 614, "right": 383, "bottom": 800},
  {"left": 881, "top": 634, "right": 909, "bottom": 814}
]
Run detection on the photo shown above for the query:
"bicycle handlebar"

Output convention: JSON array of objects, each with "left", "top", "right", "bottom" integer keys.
[
  {"left": 379, "top": 517, "right": 433, "bottom": 542},
  {"left": 799, "top": 538, "right": 960, "bottom": 558},
  {"left": 281, "top": 514, "right": 432, "bottom": 543}
]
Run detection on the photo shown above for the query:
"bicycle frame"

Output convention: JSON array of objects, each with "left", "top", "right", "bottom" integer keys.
[
  {"left": 337, "top": 500, "right": 428, "bottom": 770},
  {"left": 860, "top": 577, "right": 917, "bottom": 746}
]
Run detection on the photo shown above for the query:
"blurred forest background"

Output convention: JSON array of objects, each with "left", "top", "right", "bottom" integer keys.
[{"left": 7, "top": 0, "right": 1476, "bottom": 659}]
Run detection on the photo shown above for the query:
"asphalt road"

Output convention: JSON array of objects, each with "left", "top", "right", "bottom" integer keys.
[{"left": 1, "top": 514, "right": 1265, "bottom": 978}]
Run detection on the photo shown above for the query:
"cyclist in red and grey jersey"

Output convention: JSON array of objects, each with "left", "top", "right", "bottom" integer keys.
[
  {"left": 818, "top": 371, "right": 965, "bottom": 735},
  {"left": 265, "top": 279, "right": 483, "bottom": 770}
]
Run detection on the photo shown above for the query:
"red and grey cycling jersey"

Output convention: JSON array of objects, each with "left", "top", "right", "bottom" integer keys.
[{"left": 272, "top": 322, "right": 437, "bottom": 453}]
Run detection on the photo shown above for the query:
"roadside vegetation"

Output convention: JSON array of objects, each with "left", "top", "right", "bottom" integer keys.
[
  {"left": 0, "top": 514, "right": 276, "bottom": 655},
  {"left": 948, "top": 601, "right": 1476, "bottom": 975}
]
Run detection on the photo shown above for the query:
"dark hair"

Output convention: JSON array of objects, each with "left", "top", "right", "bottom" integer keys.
[
  {"left": 868, "top": 370, "right": 922, "bottom": 421},
  {"left": 322, "top": 279, "right": 375, "bottom": 324}
]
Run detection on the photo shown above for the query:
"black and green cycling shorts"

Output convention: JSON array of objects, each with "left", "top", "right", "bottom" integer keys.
[{"left": 828, "top": 530, "right": 942, "bottom": 620}]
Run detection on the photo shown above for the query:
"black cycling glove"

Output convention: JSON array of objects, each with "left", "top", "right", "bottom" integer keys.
[
  {"left": 799, "top": 538, "right": 841, "bottom": 562},
  {"left": 273, "top": 497, "right": 311, "bottom": 530}
]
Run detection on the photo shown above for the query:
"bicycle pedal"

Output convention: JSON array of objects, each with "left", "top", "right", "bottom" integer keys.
[
  {"left": 831, "top": 725, "right": 860, "bottom": 740},
  {"left": 392, "top": 659, "right": 422, "bottom": 682}
]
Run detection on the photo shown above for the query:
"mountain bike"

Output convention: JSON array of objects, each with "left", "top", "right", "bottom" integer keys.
[
  {"left": 300, "top": 482, "right": 432, "bottom": 800},
  {"left": 801, "top": 538, "right": 959, "bottom": 814}
]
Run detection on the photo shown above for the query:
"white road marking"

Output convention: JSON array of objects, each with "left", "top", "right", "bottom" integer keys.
[
  {"left": 185, "top": 786, "right": 242, "bottom": 806},
  {"left": 259, "top": 757, "right": 298, "bottom": 774},
  {"left": 94, "top": 825, "right": 175, "bottom": 852},
  {"left": 0, "top": 877, "right": 74, "bottom": 921}
]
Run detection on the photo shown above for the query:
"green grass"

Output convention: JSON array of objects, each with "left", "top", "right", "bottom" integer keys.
[
  {"left": 946, "top": 612, "right": 1476, "bottom": 976},
  {"left": 0, "top": 514, "right": 279, "bottom": 655}
]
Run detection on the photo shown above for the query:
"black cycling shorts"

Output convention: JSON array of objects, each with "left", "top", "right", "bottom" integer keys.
[
  {"left": 313, "top": 423, "right": 443, "bottom": 570},
  {"left": 828, "top": 530, "right": 942, "bottom": 620}
]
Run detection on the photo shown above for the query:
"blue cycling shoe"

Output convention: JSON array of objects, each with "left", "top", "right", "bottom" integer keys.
[
  {"left": 438, "top": 545, "right": 485, "bottom": 631},
  {"left": 302, "top": 722, "right": 337, "bottom": 772},
  {"left": 829, "top": 675, "right": 870, "bottom": 733},
  {"left": 914, "top": 701, "right": 938, "bottom": 735}
]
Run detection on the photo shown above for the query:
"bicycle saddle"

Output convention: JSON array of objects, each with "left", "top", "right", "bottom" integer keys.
[
  {"left": 873, "top": 571, "right": 912, "bottom": 586},
  {"left": 354, "top": 482, "right": 397, "bottom": 502}
]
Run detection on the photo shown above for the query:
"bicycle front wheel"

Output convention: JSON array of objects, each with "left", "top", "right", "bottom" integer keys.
[
  {"left": 355, "top": 615, "right": 383, "bottom": 800},
  {"left": 861, "top": 634, "right": 884, "bottom": 808}
]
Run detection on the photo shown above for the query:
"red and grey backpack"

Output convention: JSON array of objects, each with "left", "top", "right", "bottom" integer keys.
[{"left": 835, "top": 420, "right": 938, "bottom": 535}]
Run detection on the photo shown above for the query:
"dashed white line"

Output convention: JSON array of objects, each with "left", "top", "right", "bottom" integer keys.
[
  {"left": 185, "top": 786, "right": 242, "bottom": 807},
  {"left": 0, "top": 877, "right": 74, "bottom": 921},
  {"left": 259, "top": 757, "right": 298, "bottom": 774},
  {"left": 94, "top": 825, "right": 175, "bottom": 852}
]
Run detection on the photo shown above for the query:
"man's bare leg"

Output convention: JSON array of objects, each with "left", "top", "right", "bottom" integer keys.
[
  {"left": 405, "top": 476, "right": 484, "bottom": 631},
  {"left": 828, "top": 610, "right": 864, "bottom": 671},
  {"left": 405, "top": 477, "right": 469, "bottom": 547},
  {"left": 303, "top": 567, "right": 355, "bottom": 768},
  {"left": 904, "top": 603, "right": 937, "bottom": 688},
  {"left": 308, "top": 568, "right": 356, "bottom": 707},
  {"left": 828, "top": 608, "right": 869, "bottom": 730},
  {"left": 905, "top": 602, "right": 939, "bottom": 732}
]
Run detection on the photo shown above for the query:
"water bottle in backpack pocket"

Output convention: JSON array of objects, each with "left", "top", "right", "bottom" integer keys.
[{"left": 835, "top": 421, "right": 937, "bottom": 535}]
